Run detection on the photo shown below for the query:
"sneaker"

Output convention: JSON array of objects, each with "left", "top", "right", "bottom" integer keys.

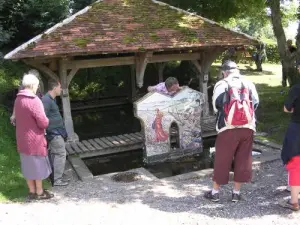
[
  {"left": 232, "top": 193, "right": 241, "bottom": 202},
  {"left": 62, "top": 175, "right": 71, "bottom": 182},
  {"left": 53, "top": 179, "right": 69, "bottom": 186},
  {"left": 204, "top": 190, "right": 220, "bottom": 202}
]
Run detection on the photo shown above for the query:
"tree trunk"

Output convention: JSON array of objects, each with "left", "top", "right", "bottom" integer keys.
[{"left": 269, "top": 0, "right": 300, "bottom": 87}]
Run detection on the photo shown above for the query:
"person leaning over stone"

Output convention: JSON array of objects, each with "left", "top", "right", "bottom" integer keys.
[
  {"left": 42, "top": 79, "right": 69, "bottom": 186},
  {"left": 147, "top": 77, "right": 182, "bottom": 96},
  {"left": 14, "top": 73, "right": 54, "bottom": 201},
  {"left": 280, "top": 64, "right": 300, "bottom": 211},
  {"left": 10, "top": 69, "right": 44, "bottom": 125},
  {"left": 204, "top": 60, "right": 259, "bottom": 203}
]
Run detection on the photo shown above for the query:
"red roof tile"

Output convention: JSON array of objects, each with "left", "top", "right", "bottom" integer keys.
[{"left": 5, "top": 0, "right": 259, "bottom": 60}]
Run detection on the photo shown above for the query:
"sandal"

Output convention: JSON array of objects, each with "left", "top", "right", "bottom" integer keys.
[
  {"left": 36, "top": 189, "right": 54, "bottom": 200},
  {"left": 24, "top": 193, "right": 37, "bottom": 202},
  {"left": 280, "top": 200, "right": 299, "bottom": 211}
]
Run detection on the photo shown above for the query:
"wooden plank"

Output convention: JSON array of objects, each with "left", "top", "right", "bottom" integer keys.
[
  {"left": 79, "top": 144, "right": 143, "bottom": 158},
  {"left": 150, "top": 53, "right": 201, "bottom": 63},
  {"left": 106, "top": 136, "right": 122, "bottom": 146},
  {"left": 111, "top": 136, "right": 127, "bottom": 145},
  {"left": 65, "top": 143, "right": 74, "bottom": 155},
  {"left": 64, "top": 53, "right": 201, "bottom": 70},
  {"left": 116, "top": 134, "right": 135, "bottom": 144},
  {"left": 88, "top": 139, "right": 103, "bottom": 150},
  {"left": 123, "top": 134, "right": 138, "bottom": 142},
  {"left": 131, "top": 133, "right": 143, "bottom": 141},
  {"left": 71, "top": 142, "right": 83, "bottom": 154},
  {"left": 99, "top": 137, "right": 115, "bottom": 147},
  {"left": 65, "top": 56, "right": 135, "bottom": 70},
  {"left": 76, "top": 141, "right": 89, "bottom": 152},
  {"left": 94, "top": 138, "right": 110, "bottom": 148},
  {"left": 124, "top": 133, "right": 140, "bottom": 143},
  {"left": 136, "top": 132, "right": 143, "bottom": 138},
  {"left": 82, "top": 140, "right": 96, "bottom": 151}
]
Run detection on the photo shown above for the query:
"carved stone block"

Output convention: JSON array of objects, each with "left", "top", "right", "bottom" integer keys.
[{"left": 134, "top": 87, "right": 205, "bottom": 164}]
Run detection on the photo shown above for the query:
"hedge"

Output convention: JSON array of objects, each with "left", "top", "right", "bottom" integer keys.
[{"left": 265, "top": 44, "right": 281, "bottom": 64}]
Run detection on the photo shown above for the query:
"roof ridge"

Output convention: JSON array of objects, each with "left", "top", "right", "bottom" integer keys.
[
  {"left": 4, "top": 0, "right": 103, "bottom": 59},
  {"left": 152, "top": 0, "right": 260, "bottom": 43}
]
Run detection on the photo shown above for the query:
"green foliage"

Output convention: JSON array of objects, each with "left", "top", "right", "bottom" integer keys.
[
  {"left": 162, "top": 0, "right": 266, "bottom": 22},
  {"left": 0, "top": 0, "right": 69, "bottom": 47},
  {"left": 0, "top": 61, "right": 28, "bottom": 103},
  {"left": 69, "top": 66, "right": 131, "bottom": 100},
  {"left": 265, "top": 44, "right": 281, "bottom": 64},
  {"left": 70, "top": 0, "right": 96, "bottom": 13}
]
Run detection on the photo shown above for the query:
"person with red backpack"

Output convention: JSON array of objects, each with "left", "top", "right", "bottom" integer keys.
[{"left": 204, "top": 60, "right": 259, "bottom": 203}]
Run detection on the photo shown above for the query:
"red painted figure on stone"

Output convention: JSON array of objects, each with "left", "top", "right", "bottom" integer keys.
[{"left": 152, "top": 109, "right": 168, "bottom": 142}]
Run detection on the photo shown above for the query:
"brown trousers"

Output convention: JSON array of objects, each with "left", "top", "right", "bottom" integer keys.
[{"left": 213, "top": 128, "right": 254, "bottom": 185}]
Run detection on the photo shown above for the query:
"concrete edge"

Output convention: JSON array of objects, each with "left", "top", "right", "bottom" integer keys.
[
  {"left": 68, "top": 156, "right": 93, "bottom": 181},
  {"left": 162, "top": 151, "right": 281, "bottom": 182},
  {"left": 254, "top": 138, "right": 282, "bottom": 150}
]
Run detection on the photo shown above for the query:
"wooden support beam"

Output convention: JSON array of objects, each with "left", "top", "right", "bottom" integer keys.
[
  {"left": 156, "top": 62, "right": 166, "bottom": 82},
  {"left": 65, "top": 56, "right": 134, "bottom": 69},
  {"left": 150, "top": 53, "right": 200, "bottom": 63},
  {"left": 23, "top": 59, "right": 59, "bottom": 81},
  {"left": 193, "top": 49, "right": 224, "bottom": 116},
  {"left": 64, "top": 53, "right": 201, "bottom": 70},
  {"left": 135, "top": 52, "right": 153, "bottom": 88},
  {"left": 59, "top": 59, "right": 78, "bottom": 142},
  {"left": 191, "top": 60, "right": 203, "bottom": 92},
  {"left": 129, "top": 65, "right": 136, "bottom": 102},
  {"left": 67, "top": 68, "right": 79, "bottom": 86}
]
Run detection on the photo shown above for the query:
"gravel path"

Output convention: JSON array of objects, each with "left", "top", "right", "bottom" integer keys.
[{"left": 1, "top": 159, "right": 299, "bottom": 225}]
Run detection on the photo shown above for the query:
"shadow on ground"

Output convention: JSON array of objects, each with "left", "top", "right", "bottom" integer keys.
[{"left": 51, "top": 160, "right": 294, "bottom": 220}]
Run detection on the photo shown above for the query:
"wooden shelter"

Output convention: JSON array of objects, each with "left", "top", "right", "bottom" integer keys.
[{"left": 5, "top": 0, "right": 259, "bottom": 156}]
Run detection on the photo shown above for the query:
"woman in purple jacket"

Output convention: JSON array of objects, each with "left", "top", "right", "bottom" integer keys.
[
  {"left": 10, "top": 69, "right": 44, "bottom": 125},
  {"left": 14, "top": 73, "right": 53, "bottom": 201}
]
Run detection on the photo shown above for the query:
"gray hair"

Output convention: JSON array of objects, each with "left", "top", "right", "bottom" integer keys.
[
  {"left": 28, "top": 69, "right": 40, "bottom": 79},
  {"left": 22, "top": 73, "right": 39, "bottom": 90},
  {"left": 165, "top": 77, "right": 178, "bottom": 89}
]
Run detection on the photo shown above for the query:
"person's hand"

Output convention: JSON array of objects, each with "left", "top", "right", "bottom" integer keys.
[
  {"left": 147, "top": 86, "right": 153, "bottom": 92},
  {"left": 10, "top": 115, "right": 16, "bottom": 126}
]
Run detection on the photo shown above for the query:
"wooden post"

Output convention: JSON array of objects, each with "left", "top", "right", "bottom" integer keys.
[
  {"left": 130, "top": 65, "right": 136, "bottom": 102},
  {"left": 59, "top": 59, "right": 78, "bottom": 142},
  {"left": 135, "top": 52, "right": 153, "bottom": 88},
  {"left": 157, "top": 62, "right": 166, "bottom": 82},
  {"left": 192, "top": 49, "right": 223, "bottom": 116}
]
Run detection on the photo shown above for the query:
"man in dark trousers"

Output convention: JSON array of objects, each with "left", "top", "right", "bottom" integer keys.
[
  {"left": 204, "top": 61, "right": 259, "bottom": 202},
  {"left": 42, "top": 79, "right": 69, "bottom": 186}
]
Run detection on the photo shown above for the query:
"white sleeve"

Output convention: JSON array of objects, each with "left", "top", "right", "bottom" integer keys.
[{"left": 212, "top": 80, "right": 227, "bottom": 113}]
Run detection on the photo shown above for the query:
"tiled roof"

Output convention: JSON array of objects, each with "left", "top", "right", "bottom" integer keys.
[{"left": 5, "top": 0, "right": 259, "bottom": 60}]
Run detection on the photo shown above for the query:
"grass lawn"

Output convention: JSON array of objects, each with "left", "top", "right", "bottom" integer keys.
[
  {"left": 0, "top": 107, "right": 51, "bottom": 202},
  {"left": 0, "top": 107, "right": 30, "bottom": 202}
]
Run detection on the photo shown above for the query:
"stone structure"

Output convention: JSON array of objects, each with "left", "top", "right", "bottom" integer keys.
[{"left": 134, "top": 87, "right": 205, "bottom": 163}]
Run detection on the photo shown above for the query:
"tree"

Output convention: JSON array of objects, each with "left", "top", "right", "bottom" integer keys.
[
  {"left": 162, "top": 0, "right": 266, "bottom": 23},
  {"left": 70, "top": 0, "right": 96, "bottom": 13},
  {"left": 0, "top": 0, "right": 69, "bottom": 48},
  {"left": 268, "top": 0, "right": 299, "bottom": 87}
]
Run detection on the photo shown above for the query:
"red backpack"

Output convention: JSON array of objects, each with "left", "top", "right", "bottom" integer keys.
[{"left": 223, "top": 80, "right": 254, "bottom": 126}]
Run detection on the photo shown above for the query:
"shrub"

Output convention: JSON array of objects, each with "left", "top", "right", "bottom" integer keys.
[{"left": 265, "top": 44, "right": 281, "bottom": 64}]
